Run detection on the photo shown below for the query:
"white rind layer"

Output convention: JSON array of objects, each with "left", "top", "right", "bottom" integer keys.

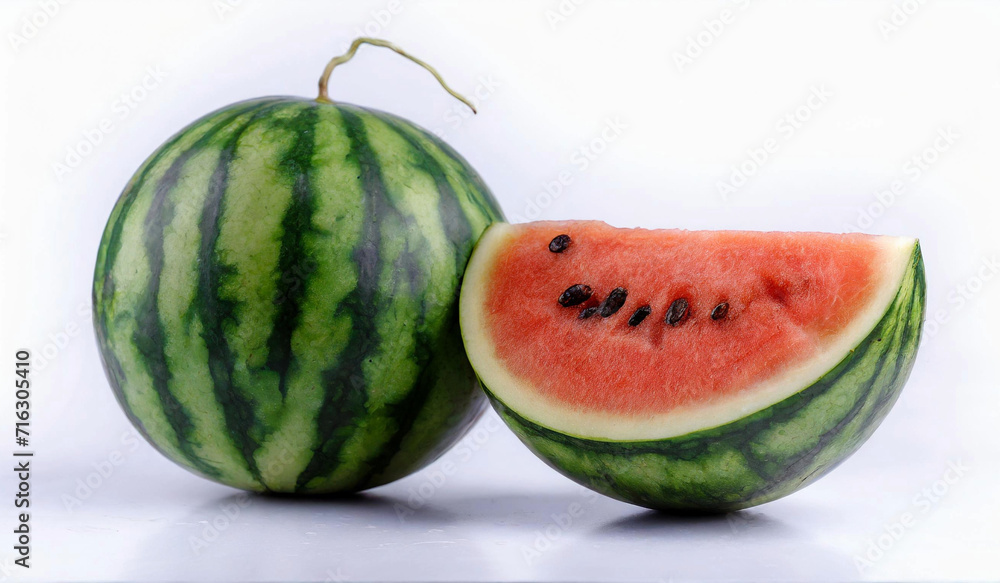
[{"left": 460, "top": 222, "right": 917, "bottom": 441}]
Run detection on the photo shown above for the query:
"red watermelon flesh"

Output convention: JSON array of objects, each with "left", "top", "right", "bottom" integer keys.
[{"left": 461, "top": 221, "right": 918, "bottom": 440}]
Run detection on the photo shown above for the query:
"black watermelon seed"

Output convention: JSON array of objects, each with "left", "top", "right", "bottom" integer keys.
[
  {"left": 710, "top": 302, "right": 730, "bottom": 321},
  {"left": 599, "top": 287, "right": 628, "bottom": 317},
  {"left": 665, "top": 298, "right": 690, "bottom": 326},
  {"left": 558, "top": 284, "right": 593, "bottom": 307},
  {"left": 549, "top": 234, "right": 572, "bottom": 253},
  {"left": 579, "top": 306, "right": 598, "bottom": 319},
  {"left": 628, "top": 305, "right": 651, "bottom": 326}
]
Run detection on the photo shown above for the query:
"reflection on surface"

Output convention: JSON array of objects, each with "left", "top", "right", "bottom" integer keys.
[{"left": 111, "top": 472, "right": 861, "bottom": 582}]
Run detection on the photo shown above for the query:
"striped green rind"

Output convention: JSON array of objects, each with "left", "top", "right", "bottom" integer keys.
[
  {"left": 93, "top": 97, "right": 504, "bottom": 493},
  {"left": 485, "top": 245, "right": 925, "bottom": 511}
]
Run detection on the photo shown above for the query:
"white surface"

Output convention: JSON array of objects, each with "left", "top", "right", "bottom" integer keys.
[
  {"left": 1, "top": 0, "right": 999, "bottom": 581},
  {"left": 18, "top": 411, "right": 1000, "bottom": 581}
]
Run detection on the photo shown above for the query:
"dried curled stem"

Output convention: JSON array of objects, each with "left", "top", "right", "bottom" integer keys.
[{"left": 317, "top": 37, "right": 476, "bottom": 114}]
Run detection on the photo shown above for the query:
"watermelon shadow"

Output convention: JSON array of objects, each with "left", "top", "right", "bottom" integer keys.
[
  {"left": 595, "top": 507, "right": 795, "bottom": 535},
  {"left": 122, "top": 490, "right": 476, "bottom": 580},
  {"left": 421, "top": 491, "right": 634, "bottom": 524},
  {"left": 242, "top": 488, "right": 462, "bottom": 524},
  {"left": 574, "top": 508, "right": 858, "bottom": 580},
  {"left": 246, "top": 488, "right": 465, "bottom": 527}
]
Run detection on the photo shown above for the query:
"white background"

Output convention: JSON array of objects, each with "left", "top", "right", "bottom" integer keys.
[{"left": 1, "top": 0, "right": 999, "bottom": 580}]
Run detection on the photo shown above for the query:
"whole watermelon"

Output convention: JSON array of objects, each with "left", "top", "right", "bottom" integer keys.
[{"left": 93, "top": 96, "right": 504, "bottom": 493}]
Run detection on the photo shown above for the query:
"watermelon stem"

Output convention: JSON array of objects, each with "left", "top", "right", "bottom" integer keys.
[{"left": 317, "top": 37, "right": 477, "bottom": 114}]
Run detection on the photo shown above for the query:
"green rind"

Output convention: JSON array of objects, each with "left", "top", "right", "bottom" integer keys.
[
  {"left": 93, "top": 97, "right": 504, "bottom": 493},
  {"left": 484, "top": 245, "right": 925, "bottom": 511}
]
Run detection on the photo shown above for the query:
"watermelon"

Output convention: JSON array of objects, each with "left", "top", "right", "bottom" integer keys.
[
  {"left": 460, "top": 221, "right": 925, "bottom": 511},
  {"left": 93, "top": 40, "right": 504, "bottom": 493}
]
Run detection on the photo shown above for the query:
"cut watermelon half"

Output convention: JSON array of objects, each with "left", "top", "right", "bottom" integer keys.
[{"left": 460, "top": 221, "right": 925, "bottom": 510}]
